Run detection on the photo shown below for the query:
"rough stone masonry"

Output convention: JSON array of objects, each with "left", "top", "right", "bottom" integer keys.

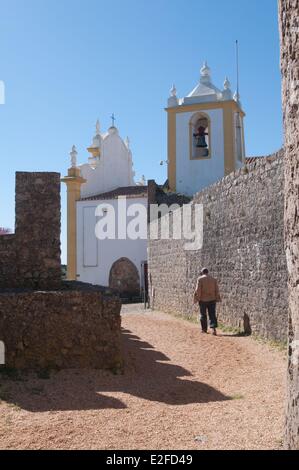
[
  {"left": 0, "top": 172, "right": 122, "bottom": 370},
  {"left": 148, "top": 151, "right": 288, "bottom": 342},
  {"left": 0, "top": 172, "right": 61, "bottom": 290},
  {"left": 279, "top": 0, "right": 299, "bottom": 450}
]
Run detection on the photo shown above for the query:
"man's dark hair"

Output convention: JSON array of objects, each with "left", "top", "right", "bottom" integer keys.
[{"left": 202, "top": 268, "right": 209, "bottom": 275}]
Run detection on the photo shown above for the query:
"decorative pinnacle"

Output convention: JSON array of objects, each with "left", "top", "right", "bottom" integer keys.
[
  {"left": 200, "top": 61, "right": 211, "bottom": 77},
  {"left": 223, "top": 77, "right": 231, "bottom": 90},
  {"left": 125, "top": 136, "right": 130, "bottom": 149},
  {"left": 234, "top": 90, "right": 241, "bottom": 102},
  {"left": 170, "top": 84, "right": 177, "bottom": 97},
  {"left": 95, "top": 119, "right": 100, "bottom": 135},
  {"left": 70, "top": 145, "right": 78, "bottom": 168}
]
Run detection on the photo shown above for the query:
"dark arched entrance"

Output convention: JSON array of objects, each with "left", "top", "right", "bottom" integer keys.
[{"left": 109, "top": 257, "right": 140, "bottom": 299}]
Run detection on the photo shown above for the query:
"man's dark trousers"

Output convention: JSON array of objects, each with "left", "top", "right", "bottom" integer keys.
[{"left": 199, "top": 301, "right": 218, "bottom": 332}]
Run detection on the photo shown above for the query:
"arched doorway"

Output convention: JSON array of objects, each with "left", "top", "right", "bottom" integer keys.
[{"left": 109, "top": 258, "right": 140, "bottom": 299}]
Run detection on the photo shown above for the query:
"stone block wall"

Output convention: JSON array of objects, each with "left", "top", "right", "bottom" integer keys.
[
  {"left": 279, "top": 0, "right": 299, "bottom": 449},
  {"left": 15, "top": 172, "right": 61, "bottom": 289},
  {"left": 0, "top": 171, "right": 122, "bottom": 371},
  {"left": 0, "top": 172, "right": 61, "bottom": 289},
  {"left": 149, "top": 151, "right": 288, "bottom": 342},
  {"left": 0, "top": 235, "right": 17, "bottom": 287},
  {"left": 0, "top": 283, "right": 122, "bottom": 370}
]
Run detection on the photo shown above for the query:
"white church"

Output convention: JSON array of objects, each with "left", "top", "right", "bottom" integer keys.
[{"left": 62, "top": 62, "right": 245, "bottom": 297}]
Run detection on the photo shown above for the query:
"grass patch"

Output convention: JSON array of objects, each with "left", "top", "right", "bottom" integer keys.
[
  {"left": 252, "top": 335, "right": 287, "bottom": 353},
  {"left": 184, "top": 315, "right": 198, "bottom": 325},
  {"left": 218, "top": 323, "right": 245, "bottom": 336},
  {"left": 7, "top": 403, "right": 22, "bottom": 411},
  {"left": 231, "top": 393, "right": 245, "bottom": 400},
  {"left": 171, "top": 311, "right": 199, "bottom": 325}
]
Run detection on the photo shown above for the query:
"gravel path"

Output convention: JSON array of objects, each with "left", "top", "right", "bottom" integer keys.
[{"left": 0, "top": 305, "right": 286, "bottom": 450}]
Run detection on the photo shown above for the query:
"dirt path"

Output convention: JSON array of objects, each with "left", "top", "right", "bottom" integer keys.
[{"left": 0, "top": 305, "right": 286, "bottom": 450}]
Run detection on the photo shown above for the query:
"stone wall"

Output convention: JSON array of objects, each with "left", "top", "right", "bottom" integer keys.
[
  {"left": 0, "top": 172, "right": 61, "bottom": 289},
  {"left": 15, "top": 172, "right": 61, "bottom": 289},
  {"left": 0, "top": 234, "right": 17, "bottom": 288},
  {"left": 148, "top": 151, "right": 288, "bottom": 342},
  {"left": 279, "top": 0, "right": 299, "bottom": 450},
  {"left": 0, "top": 283, "right": 122, "bottom": 370},
  {"left": 0, "top": 171, "right": 122, "bottom": 371}
]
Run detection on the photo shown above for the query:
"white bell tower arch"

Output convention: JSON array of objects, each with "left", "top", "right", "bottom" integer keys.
[{"left": 166, "top": 63, "right": 246, "bottom": 196}]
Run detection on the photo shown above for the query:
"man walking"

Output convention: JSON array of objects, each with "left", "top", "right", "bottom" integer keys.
[{"left": 194, "top": 268, "right": 221, "bottom": 336}]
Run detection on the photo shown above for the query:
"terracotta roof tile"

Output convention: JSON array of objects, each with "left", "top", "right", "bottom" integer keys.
[
  {"left": 245, "top": 156, "right": 265, "bottom": 164},
  {"left": 80, "top": 186, "right": 148, "bottom": 201}
]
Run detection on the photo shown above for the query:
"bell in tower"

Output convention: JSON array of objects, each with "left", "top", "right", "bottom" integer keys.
[{"left": 165, "top": 62, "right": 246, "bottom": 196}]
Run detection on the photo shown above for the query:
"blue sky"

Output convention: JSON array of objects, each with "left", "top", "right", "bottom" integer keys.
[{"left": 0, "top": 0, "right": 282, "bottom": 263}]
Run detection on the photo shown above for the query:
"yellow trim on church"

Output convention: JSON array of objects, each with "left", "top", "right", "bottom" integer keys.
[
  {"left": 167, "top": 112, "right": 176, "bottom": 191},
  {"left": 87, "top": 147, "right": 100, "bottom": 158},
  {"left": 61, "top": 168, "right": 86, "bottom": 281}
]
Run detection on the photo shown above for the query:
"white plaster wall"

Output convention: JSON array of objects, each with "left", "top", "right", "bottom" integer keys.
[
  {"left": 80, "top": 130, "right": 135, "bottom": 199},
  {"left": 176, "top": 109, "right": 225, "bottom": 196},
  {"left": 76, "top": 197, "right": 148, "bottom": 288}
]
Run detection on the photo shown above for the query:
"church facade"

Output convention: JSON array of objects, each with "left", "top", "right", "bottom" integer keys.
[
  {"left": 62, "top": 62, "right": 246, "bottom": 295},
  {"left": 62, "top": 122, "right": 148, "bottom": 299}
]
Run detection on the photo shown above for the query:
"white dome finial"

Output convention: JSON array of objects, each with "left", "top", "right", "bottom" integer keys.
[
  {"left": 234, "top": 90, "right": 241, "bottom": 103},
  {"left": 95, "top": 119, "right": 100, "bottom": 135},
  {"left": 168, "top": 84, "right": 179, "bottom": 107},
  {"left": 137, "top": 175, "right": 146, "bottom": 186},
  {"left": 170, "top": 84, "right": 177, "bottom": 97},
  {"left": 223, "top": 77, "right": 231, "bottom": 90},
  {"left": 125, "top": 136, "right": 130, "bottom": 149},
  {"left": 200, "top": 61, "right": 211, "bottom": 84},
  {"left": 222, "top": 77, "right": 233, "bottom": 101},
  {"left": 201, "top": 61, "right": 210, "bottom": 77},
  {"left": 70, "top": 145, "right": 78, "bottom": 168}
]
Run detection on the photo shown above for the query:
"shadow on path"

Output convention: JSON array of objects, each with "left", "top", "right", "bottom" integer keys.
[{"left": 1, "top": 328, "right": 230, "bottom": 412}]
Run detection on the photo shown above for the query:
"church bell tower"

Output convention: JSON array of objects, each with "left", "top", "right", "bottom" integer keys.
[{"left": 166, "top": 62, "right": 246, "bottom": 196}]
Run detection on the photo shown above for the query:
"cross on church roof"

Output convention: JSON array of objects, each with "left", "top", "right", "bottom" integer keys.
[{"left": 111, "top": 113, "right": 116, "bottom": 127}]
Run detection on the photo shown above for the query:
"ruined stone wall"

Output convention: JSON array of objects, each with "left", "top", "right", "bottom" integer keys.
[
  {"left": 279, "top": 0, "right": 299, "bottom": 450},
  {"left": 0, "top": 171, "right": 122, "bottom": 371},
  {"left": 15, "top": 172, "right": 61, "bottom": 289},
  {"left": 149, "top": 151, "right": 288, "bottom": 342},
  {"left": 0, "top": 282, "right": 122, "bottom": 370},
  {"left": 0, "top": 235, "right": 17, "bottom": 288},
  {"left": 0, "top": 172, "right": 61, "bottom": 289}
]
